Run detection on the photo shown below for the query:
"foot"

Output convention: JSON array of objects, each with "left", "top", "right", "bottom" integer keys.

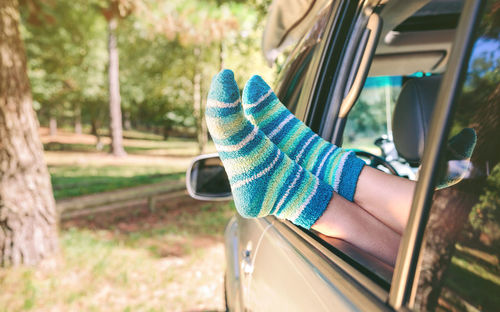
[
  {"left": 242, "top": 75, "right": 365, "bottom": 201},
  {"left": 206, "top": 69, "right": 333, "bottom": 229}
]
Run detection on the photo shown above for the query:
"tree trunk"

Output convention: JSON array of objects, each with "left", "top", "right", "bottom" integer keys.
[
  {"left": 74, "top": 105, "right": 82, "bottom": 134},
  {"left": 219, "top": 41, "right": 225, "bottom": 71},
  {"left": 91, "top": 119, "right": 103, "bottom": 151},
  {"left": 49, "top": 115, "right": 57, "bottom": 136},
  {"left": 414, "top": 187, "right": 478, "bottom": 310},
  {"left": 107, "top": 16, "right": 126, "bottom": 157},
  {"left": 193, "top": 47, "right": 207, "bottom": 155},
  {"left": 0, "top": 0, "right": 59, "bottom": 266},
  {"left": 200, "top": 85, "right": 208, "bottom": 152},
  {"left": 123, "top": 111, "right": 131, "bottom": 130}
]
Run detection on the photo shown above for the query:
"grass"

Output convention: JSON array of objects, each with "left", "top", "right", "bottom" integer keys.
[
  {"left": 41, "top": 130, "right": 216, "bottom": 199},
  {"left": 50, "top": 165, "right": 184, "bottom": 200},
  {"left": 442, "top": 246, "right": 500, "bottom": 311},
  {"left": 0, "top": 198, "right": 235, "bottom": 311},
  {"left": 0, "top": 129, "right": 230, "bottom": 310},
  {"left": 44, "top": 140, "right": 214, "bottom": 157}
]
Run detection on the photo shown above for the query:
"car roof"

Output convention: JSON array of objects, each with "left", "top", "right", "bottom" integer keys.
[
  {"left": 263, "top": 0, "right": 464, "bottom": 76},
  {"left": 372, "top": 0, "right": 464, "bottom": 76}
]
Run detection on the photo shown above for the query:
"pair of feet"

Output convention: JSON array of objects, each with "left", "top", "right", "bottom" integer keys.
[
  {"left": 207, "top": 69, "right": 477, "bottom": 230},
  {"left": 207, "top": 70, "right": 366, "bottom": 228}
]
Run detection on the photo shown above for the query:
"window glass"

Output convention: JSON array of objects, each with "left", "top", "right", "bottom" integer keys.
[
  {"left": 274, "top": 3, "right": 333, "bottom": 114},
  {"left": 343, "top": 76, "right": 423, "bottom": 179},
  {"left": 414, "top": 2, "right": 500, "bottom": 310},
  {"left": 343, "top": 76, "right": 402, "bottom": 155}
]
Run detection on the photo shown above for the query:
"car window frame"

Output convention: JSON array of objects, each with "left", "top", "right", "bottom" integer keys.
[{"left": 387, "top": 0, "right": 486, "bottom": 309}]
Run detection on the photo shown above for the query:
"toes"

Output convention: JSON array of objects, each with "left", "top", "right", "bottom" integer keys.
[
  {"left": 242, "top": 75, "right": 272, "bottom": 103},
  {"left": 208, "top": 69, "right": 240, "bottom": 104}
]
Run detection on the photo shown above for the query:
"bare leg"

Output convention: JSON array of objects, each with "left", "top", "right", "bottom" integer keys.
[
  {"left": 354, "top": 166, "right": 416, "bottom": 234},
  {"left": 312, "top": 193, "right": 401, "bottom": 266}
]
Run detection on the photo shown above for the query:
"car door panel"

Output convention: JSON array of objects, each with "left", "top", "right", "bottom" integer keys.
[{"left": 246, "top": 218, "right": 391, "bottom": 312}]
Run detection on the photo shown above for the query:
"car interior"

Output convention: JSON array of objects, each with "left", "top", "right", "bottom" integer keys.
[{"left": 342, "top": 0, "right": 463, "bottom": 179}]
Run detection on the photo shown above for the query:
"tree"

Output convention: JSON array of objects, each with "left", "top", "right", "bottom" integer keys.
[
  {"left": 101, "top": 0, "right": 137, "bottom": 156},
  {"left": 0, "top": 0, "right": 58, "bottom": 266},
  {"left": 414, "top": 27, "right": 500, "bottom": 308},
  {"left": 22, "top": 0, "right": 108, "bottom": 141}
]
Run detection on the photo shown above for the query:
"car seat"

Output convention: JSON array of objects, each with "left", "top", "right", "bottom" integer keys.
[{"left": 392, "top": 75, "right": 442, "bottom": 167}]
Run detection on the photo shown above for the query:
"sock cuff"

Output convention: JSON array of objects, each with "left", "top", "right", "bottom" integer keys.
[
  {"left": 337, "top": 154, "right": 365, "bottom": 202},
  {"left": 291, "top": 181, "right": 333, "bottom": 229}
]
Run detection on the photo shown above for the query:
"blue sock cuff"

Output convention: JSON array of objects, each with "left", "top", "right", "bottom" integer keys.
[
  {"left": 292, "top": 181, "right": 333, "bottom": 229},
  {"left": 338, "top": 154, "right": 365, "bottom": 202}
]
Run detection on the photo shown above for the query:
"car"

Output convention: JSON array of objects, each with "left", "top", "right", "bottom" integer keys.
[{"left": 187, "top": 0, "right": 500, "bottom": 311}]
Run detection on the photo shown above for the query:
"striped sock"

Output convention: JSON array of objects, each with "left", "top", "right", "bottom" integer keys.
[
  {"left": 242, "top": 75, "right": 365, "bottom": 201},
  {"left": 206, "top": 70, "right": 333, "bottom": 229}
]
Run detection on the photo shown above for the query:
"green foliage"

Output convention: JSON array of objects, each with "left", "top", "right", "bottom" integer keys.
[
  {"left": 469, "top": 164, "right": 500, "bottom": 247},
  {"left": 20, "top": 0, "right": 274, "bottom": 134},
  {"left": 344, "top": 84, "right": 400, "bottom": 144},
  {"left": 451, "top": 46, "right": 500, "bottom": 135},
  {"left": 21, "top": 0, "right": 108, "bottom": 126}
]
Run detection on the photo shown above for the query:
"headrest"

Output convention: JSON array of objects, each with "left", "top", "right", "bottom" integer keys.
[{"left": 392, "top": 76, "right": 442, "bottom": 165}]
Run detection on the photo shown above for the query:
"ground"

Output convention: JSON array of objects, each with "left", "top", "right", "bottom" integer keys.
[{"left": 0, "top": 195, "right": 234, "bottom": 312}]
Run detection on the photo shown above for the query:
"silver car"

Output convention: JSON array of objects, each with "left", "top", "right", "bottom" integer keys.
[{"left": 188, "top": 0, "right": 500, "bottom": 310}]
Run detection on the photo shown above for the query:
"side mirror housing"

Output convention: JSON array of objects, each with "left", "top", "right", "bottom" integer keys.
[{"left": 186, "top": 153, "right": 232, "bottom": 201}]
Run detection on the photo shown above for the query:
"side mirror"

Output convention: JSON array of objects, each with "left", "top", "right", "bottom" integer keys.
[{"left": 186, "top": 153, "right": 232, "bottom": 201}]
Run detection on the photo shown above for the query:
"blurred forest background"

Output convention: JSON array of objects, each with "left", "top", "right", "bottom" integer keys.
[
  {"left": 23, "top": 0, "right": 274, "bottom": 153},
  {"left": 0, "top": 0, "right": 274, "bottom": 310}
]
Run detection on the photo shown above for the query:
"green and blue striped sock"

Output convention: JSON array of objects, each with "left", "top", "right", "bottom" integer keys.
[
  {"left": 206, "top": 70, "right": 333, "bottom": 229},
  {"left": 242, "top": 75, "right": 365, "bottom": 202}
]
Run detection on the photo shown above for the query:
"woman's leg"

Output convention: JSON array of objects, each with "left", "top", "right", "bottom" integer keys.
[
  {"left": 354, "top": 166, "right": 415, "bottom": 235},
  {"left": 242, "top": 75, "right": 476, "bottom": 236},
  {"left": 312, "top": 192, "right": 401, "bottom": 266}
]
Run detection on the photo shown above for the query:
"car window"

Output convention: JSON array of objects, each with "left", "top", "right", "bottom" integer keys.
[
  {"left": 343, "top": 76, "right": 402, "bottom": 160},
  {"left": 413, "top": 2, "right": 500, "bottom": 310},
  {"left": 343, "top": 76, "right": 401, "bottom": 154},
  {"left": 342, "top": 74, "right": 440, "bottom": 180},
  {"left": 274, "top": 2, "right": 333, "bottom": 116}
]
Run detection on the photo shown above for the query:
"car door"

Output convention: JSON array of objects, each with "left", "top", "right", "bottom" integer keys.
[{"left": 238, "top": 0, "right": 499, "bottom": 311}]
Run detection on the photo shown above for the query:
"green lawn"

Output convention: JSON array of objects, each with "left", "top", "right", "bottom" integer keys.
[
  {"left": 50, "top": 166, "right": 184, "bottom": 200},
  {"left": 43, "top": 132, "right": 215, "bottom": 199},
  {"left": 442, "top": 246, "right": 500, "bottom": 311}
]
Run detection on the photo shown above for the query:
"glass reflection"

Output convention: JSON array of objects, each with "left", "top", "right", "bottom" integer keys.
[{"left": 416, "top": 2, "right": 500, "bottom": 310}]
